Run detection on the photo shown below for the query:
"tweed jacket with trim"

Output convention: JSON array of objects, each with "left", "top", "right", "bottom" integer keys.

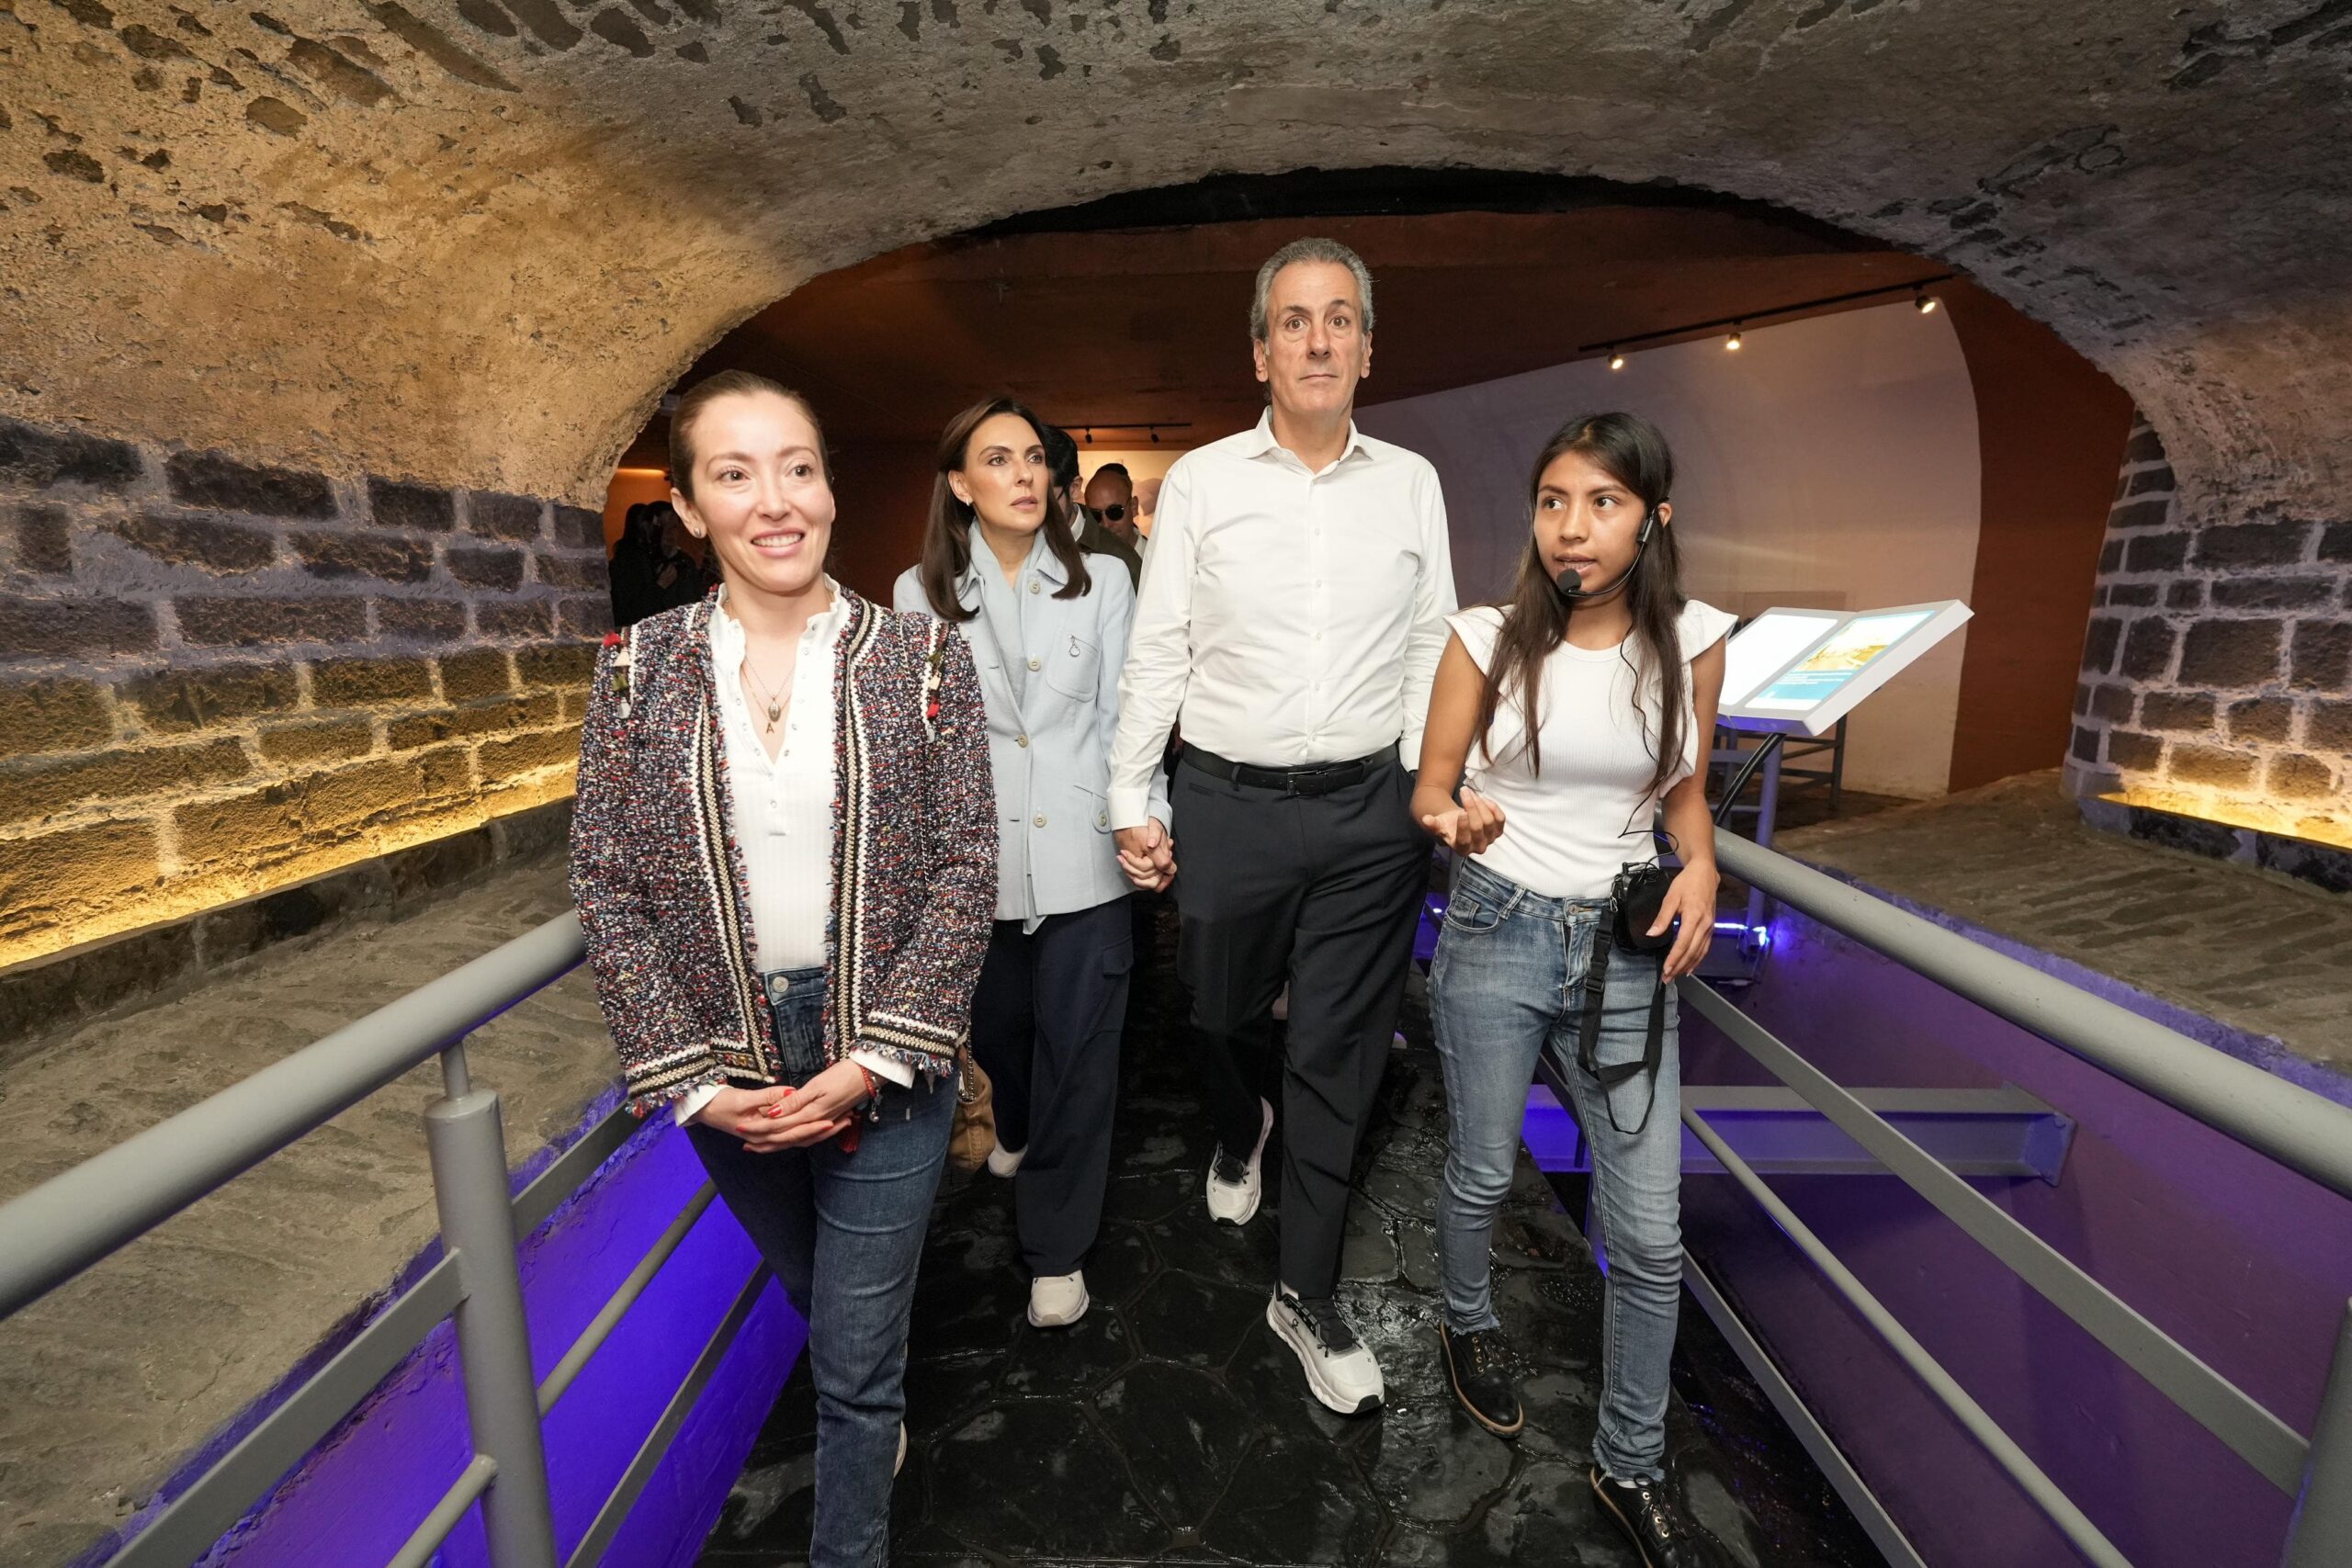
[{"left": 570, "top": 588, "right": 998, "bottom": 1112}]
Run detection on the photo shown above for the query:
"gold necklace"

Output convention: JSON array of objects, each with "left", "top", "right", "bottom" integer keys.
[{"left": 739, "top": 658, "right": 789, "bottom": 734}]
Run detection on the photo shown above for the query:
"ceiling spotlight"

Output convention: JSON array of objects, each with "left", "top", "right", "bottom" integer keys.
[
  {"left": 1607, "top": 349, "right": 1626, "bottom": 371},
  {"left": 1915, "top": 289, "right": 1939, "bottom": 314},
  {"left": 1725, "top": 325, "right": 1744, "bottom": 352}
]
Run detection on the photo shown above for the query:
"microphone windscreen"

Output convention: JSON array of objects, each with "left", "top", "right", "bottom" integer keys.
[{"left": 1554, "top": 565, "right": 1586, "bottom": 597}]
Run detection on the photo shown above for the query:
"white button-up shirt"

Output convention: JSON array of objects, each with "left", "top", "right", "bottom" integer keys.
[
  {"left": 709, "top": 582, "right": 843, "bottom": 976},
  {"left": 1107, "top": 411, "right": 1456, "bottom": 829},
  {"left": 678, "top": 581, "right": 910, "bottom": 1125}
]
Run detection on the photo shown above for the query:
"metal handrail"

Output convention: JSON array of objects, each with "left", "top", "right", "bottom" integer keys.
[
  {"left": 1712, "top": 830, "right": 2352, "bottom": 1201},
  {"left": 537, "top": 1184, "right": 719, "bottom": 1416},
  {"left": 0, "top": 911, "right": 775, "bottom": 1568},
  {"left": 0, "top": 912, "right": 587, "bottom": 1320},
  {"left": 1695, "top": 826, "right": 2352, "bottom": 1566},
  {"left": 1682, "top": 981, "right": 2309, "bottom": 1491},
  {"left": 1682, "top": 1109, "right": 2133, "bottom": 1568}
]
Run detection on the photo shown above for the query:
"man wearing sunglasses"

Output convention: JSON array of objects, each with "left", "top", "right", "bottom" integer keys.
[
  {"left": 1078, "top": 461, "right": 1144, "bottom": 586},
  {"left": 1084, "top": 464, "right": 1142, "bottom": 546}
]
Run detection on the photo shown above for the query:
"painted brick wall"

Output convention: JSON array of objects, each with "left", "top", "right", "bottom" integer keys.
[
  {"left": 2066, "top": 415, "right": 2352, "bottom": 845},
  {"left": 0, "top": 416, "right": 610, "bottom": 969}
]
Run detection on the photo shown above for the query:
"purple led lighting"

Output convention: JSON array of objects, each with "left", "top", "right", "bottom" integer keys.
[{"left": 170, "top": 1117, "right": 802, "bottom": 1567}]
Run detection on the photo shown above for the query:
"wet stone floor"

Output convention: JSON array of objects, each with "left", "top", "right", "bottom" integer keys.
[{"left": 698, "top": 933, "right": 1875, "bottom": 1567}]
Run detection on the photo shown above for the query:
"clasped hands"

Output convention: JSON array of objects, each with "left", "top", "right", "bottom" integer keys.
[
  {"left": 1114, "top": 818, "right": 1176, "bottom": 892},
  {"left": 692, "top": 1058, "right": 873, "bottom": 1152}
]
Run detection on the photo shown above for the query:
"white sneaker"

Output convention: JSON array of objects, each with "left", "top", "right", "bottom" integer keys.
[
  {"left": 1204, "top": 1097, "right": 1274, "bottom": 1226},
  {"left": 1026, "top": 1269, "right": 1090, "bottom": 1328},
  {"left": 1268, "top": 1289, "right": 1385, "bottom": 1416},
  {"left": 895, "top": 1422, "right": 907, "bottom": 1476},
  {"left": 986, "top": 1140, "right": 1024, "bottom": 1178}
]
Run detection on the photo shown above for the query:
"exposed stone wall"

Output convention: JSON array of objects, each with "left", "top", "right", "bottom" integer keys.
[
  {"left": 2067, "top": 415, "right": 2352, "bottom": 845},
  {"left": 0, "top": 416, "right": 608, "bottom": 969}
]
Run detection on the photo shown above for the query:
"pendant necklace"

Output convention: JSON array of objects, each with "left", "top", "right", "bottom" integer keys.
[{"left": 740, "top": 659, "right": 788, "bottom": 734}]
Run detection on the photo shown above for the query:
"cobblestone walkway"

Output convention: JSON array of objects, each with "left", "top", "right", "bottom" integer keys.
[
  {"left": 0, "top": 856, "right": 609, "bottom": 1568},
  {"left": 699, "top": 947, "right": 1871, "bottom": 1566},
  {"left": 1776, "top": 771, "right": 2352, "bottom": 1085}
]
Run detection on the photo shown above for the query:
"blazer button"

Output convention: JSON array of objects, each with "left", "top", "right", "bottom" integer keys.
[
  {"left": 1028, "top": 578, "right": 1041, "bottom": 593},
  {"left": 1015, "top": 733, "right": 1029, "bottom": 747},
  {"left": 1027, "top": 657, "right": 1042, "bottom": 671},
  {"left": 1097, "top": 809, "right": 1109, "bottom": 827},
  {"left": 1034, "top": 814, "right": 1047, "bottom": 827}
]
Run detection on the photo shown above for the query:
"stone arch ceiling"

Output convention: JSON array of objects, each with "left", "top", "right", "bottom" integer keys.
[{"left": 2, "top": 0, "right": 2346, "bottom": 513}]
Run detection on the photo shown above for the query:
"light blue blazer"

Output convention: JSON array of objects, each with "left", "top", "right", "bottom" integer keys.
[{"left": 893, "top": 544, "right": 1168, "bottom": 926}]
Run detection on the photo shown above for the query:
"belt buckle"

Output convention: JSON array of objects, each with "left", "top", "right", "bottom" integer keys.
[{"left": 1294, "top": 762, "right": 1350, "bottom": 797}]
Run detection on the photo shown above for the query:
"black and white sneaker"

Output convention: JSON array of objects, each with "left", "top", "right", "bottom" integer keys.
[
  {"left": 1589, "top": 1464, "right": 1728, "bottom": 1568},
  {"left": 1439, "top": 1324, "right": 1523, "bottom": 1438},
  {"left": 1268, "top": 1288, "right": 1384, "bottom": 1416},
  {"left": 1204, "top": 1097, "right": 1273, "bottom": 1225}
]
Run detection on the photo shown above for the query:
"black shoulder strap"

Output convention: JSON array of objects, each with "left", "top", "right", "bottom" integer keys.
[{"left": 1576, "top": 904, "right": 1668, "bottom": 1137}]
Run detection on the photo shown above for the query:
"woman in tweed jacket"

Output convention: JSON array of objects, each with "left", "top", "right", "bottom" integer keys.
[{"left": 571, "top": 371, "right": 994, "bottom": 1568}]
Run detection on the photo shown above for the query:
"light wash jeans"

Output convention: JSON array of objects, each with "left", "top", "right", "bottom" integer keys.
[
  {"left": 685, "top": 965, "right": 953, "bottom": 1568},
  {"left": 1428, "top": 856, "right": 1683, "bottom": 1483}
]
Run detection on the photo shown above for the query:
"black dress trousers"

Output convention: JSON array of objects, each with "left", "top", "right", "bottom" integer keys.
[{"left": 1172, "top": 751, "right": 1429, "bottom": 1298}]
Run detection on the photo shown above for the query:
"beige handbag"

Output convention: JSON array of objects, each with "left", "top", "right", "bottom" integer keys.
[{"left": 946, "top": 1054, "right": 997, "bottom": 1175}]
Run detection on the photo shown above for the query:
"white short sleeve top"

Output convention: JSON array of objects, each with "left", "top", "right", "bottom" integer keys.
[{"left": 1446, "top": 599, "right": 1736, "bottom": 901}]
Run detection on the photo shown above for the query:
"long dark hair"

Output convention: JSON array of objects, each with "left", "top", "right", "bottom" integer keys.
[
  {"left": 1475, "top": 412, "right": 1688, "bottom": 803},
  {"left": 917, "top": 396, "right": 1091, "bottom": 622}
]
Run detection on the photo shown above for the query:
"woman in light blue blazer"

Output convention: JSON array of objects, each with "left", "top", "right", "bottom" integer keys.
[{"left": 894, "top": 396, "right": 1169, "bottom": 1331}]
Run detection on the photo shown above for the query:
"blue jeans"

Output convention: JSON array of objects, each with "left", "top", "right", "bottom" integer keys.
[
  {"left": 1428, "top": 858, "right": 1683, "bottom": 1483},
  {"left": 685, "top": 965, "right": 953, "bottom": 1568}
]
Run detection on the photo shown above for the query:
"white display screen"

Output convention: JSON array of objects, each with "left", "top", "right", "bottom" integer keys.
[
  {"left": 1721, "top": 613, "right": 1840, "bottom": 707},
  {"left": 1745, "top": 609, "right": 1937, "bottom": 713}
]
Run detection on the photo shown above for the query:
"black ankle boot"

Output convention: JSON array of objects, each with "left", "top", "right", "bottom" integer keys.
[
  {"left": 1589, "top": 1464, "right": 1729, "bottom": 1568},
  {"left": 1438, "top": 1324, "right": 1524, "bottom": 1438}
]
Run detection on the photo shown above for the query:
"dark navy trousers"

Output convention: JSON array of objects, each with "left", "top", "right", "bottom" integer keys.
[{"left": 969, "top": 897, "right": 1135, "bottom": 1275}]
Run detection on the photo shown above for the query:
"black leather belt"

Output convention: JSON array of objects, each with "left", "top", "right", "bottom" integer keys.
[{"left": 1182, "top": 745, "right": 1392, "bottom": 797}]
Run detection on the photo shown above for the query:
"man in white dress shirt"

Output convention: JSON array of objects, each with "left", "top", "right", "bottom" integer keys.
[{"left": 1108, "top": 238, "right": 1454, "bottom": 1416}]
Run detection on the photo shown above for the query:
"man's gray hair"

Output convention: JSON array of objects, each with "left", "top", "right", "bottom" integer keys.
[{"left": 1249, "top": 238, "right": 1376, "bottom": 343}]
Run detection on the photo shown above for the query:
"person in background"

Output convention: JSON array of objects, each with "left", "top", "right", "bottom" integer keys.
[
  {"left": 571, "top": 370, "right": 995, "bottom": 1568},
  {"left": 1046, "top": 424, "right": 1143, "bottom": 588},
  {"left": 1084, "top": 462, "right": 1144, "bottom": 550},
  {"left": 1413, "top": 412, "right": 1732, "bottom": 1567},
  {"left": 896, "top": 396, "right": 1168, "bottom": 1329},
  {"left": 1109, "top": 237, "right": 1454, "bottom": 1417},
  {"left": 607, "top": 500, "right": 713, "bottom": 626}
]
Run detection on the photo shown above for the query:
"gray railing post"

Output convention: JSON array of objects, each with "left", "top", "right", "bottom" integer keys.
[
  {"left": 1745, "top": 732, "right": 1783, "bottom": 935},
  {"left": 424, "top": 1042, "right": 559, "bottom": 1568},
  {"left": 2283, "top": 1298, "right": 2352, "bottom": 1567}
]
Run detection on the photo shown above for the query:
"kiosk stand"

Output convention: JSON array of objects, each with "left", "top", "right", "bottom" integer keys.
[{"left": 1699, "top": 601, "right": 1973, "bottom": 981}]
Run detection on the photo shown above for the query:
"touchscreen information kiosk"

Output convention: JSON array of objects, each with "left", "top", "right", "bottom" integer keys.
[
  {"left": 1704, "top": 599, "right": 1972, "bottom": 976},
  {"left": 1720, "top": 600, "right": 1973, "bottom": 736}
]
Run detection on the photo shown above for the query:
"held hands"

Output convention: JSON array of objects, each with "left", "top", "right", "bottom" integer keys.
[
  {"left": 1650, "top": 861, "right": 1721, "bottom": 984},
  {"left": 1115, "top": 818, "right": 1176, "bottom": 892},
  {"left": 1419, "top": 787, "right": 1507, "bottom": 855},
  {"left": 692, "top": 1060, "right": 874, "bottom": 1152}
]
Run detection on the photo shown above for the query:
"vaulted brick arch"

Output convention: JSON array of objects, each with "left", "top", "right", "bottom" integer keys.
[{"left": 3, "top": 1, "right": 2347, "bottom": 513}]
